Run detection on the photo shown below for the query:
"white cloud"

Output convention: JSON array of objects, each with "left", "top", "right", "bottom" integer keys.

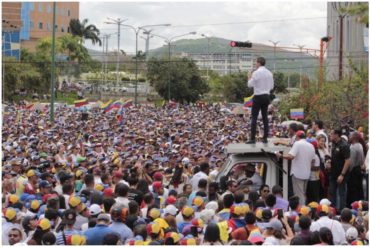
[{"left": 80, "top": 1, "right": 327, "bottom": 53}]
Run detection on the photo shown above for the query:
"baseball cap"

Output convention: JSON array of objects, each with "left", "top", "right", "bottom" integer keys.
[
  {"left": 5, "top": 207, "right": 17, "bottom": 221},
  {"left": 320, "top": 198, "right": 332, "bottom": 206},
  {"left": 299, "top": 206, "right": 311, "bottom": 216},
  {"left": 166, "top": 196, "right": 177, "bottom": 205},
  {"left": 317, "top": 204, "right": 330, "bottom": 215},
  {"left": 296, "top": 130, "right": 305, "bottom": 138},
  {"left": 38, "top": 218, "right": 51, "bottom": 230},
  {"left": 164, "top": 205, "right": 178, "bottom": 216},
  {"left": 113, "top": 171, "right": 123, "bottom": 178},
  {"left": 89, "top": 204, "right": 102, "bottom": 216},
  {"left": 153, "top": 172, "right": 163, "bottom": 181},
  {"left": 230, "top": 204, "right": 244, "bottom": 216},
  {"left": 165, "top": 232, "right": 180, "bottom": 244},
  {"left": 8, "top": 194, "right": 19, "bottom": 204},
  {"left": 248, "top": 229, "right": 265, "bottom": 244},
  {"left": 68, "top": 196, "right": 81, "bottom": 208},
  {"left": 39, "top": 180, "right": 52, "bottom": 189},
  {"left": 146, "top": 222, "right": 161, "bottom": 235},
  {"left": 180, "top": 238, "right": 197, "bottom": 245},
  {"left": 26, "top": 169, "right": 37, "bottom": 178},
  {"left": 266, "top": 219, "right": 283, "bottom": 231},
  {"left": 103, "top": 187, "right": 114, "bottom": 197},
  {"left": 346, "top": 227, "right": 358, "bottom": 241},
  {"left": 30, "top": 200, "right": 41, "bottom": 211},
  {"left": 95, "top": 183, "right": 104, "bottom": 191},
  {"left": 308, "top": 201, "right": 319, "bottom": 209},
  {"left": 192, "top": 196, "right": 204, "bottom": 208},
  {"left": 182, "top": 206, "right": 194, "bottom": 217},
  {"left": 191, "top": 218, "right": 204, "bottom": 228},
  {"left": 97, "top": 213, "right": 111, "bottom": 222},
  {"left": 152, "top": 181, "right": 162, "bottom": 190},
  {"left": 67, "top": 235, "right": 86, "bottom": 245},
  {"left": 149, "top": 208, "right": 161, "bottom": 219}
]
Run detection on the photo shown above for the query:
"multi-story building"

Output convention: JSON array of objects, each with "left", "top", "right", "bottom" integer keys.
[
  {"left": 2, "top": 2, "right": 22, "bottom": 59},
  {"left": 326, "top": 2, "right": 368, "bottom": 80},
  {"left": 2, "top": 2, "right": 79, "bottom": 59}
]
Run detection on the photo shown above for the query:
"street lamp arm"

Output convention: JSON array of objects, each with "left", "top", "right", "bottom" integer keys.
[{"left": 169, "top": 32, "right": 196, "bottom": 42}]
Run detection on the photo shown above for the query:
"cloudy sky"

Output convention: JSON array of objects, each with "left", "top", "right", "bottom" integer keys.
[{"left": 80, "top": 1, "right": 328, "bottom": 54}]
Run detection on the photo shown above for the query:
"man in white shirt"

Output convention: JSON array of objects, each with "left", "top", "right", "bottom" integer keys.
[
  {"left": 190, "top": 162, "right": 209, "bottom": 191},
  {"left": 247, "top": 57, "right": 274, "bottom": 144},
  {"left": 310, "top": 204, "right": 347, "bottom": 245},
  {"left": 276, "top": 130, "right": 315, "bottom": 205}
]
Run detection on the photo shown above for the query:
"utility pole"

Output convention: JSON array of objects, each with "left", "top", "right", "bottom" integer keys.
[
  {"left": 268, "top": 40, "right": 280, "bottom": 72},
  {"left": 142, "top": 29, "right": 154, "bottom": 61},
  {"left": 319, "top": 36, "right": 332, "bottom": 88},
  {"left": 105, "top": 18, "right": 127, "bottom": 85},
  {"left": 50, "top": 2, "right": 56, "bottom": 123},
  {"left": 201, "top": 34, "right": 211, "bottom": 79},
  {"left": 293, "top": 44, "right": 305, "bottom": 88},
  {"left": 332, "top": 3, "right": 350, "bottom": 81}
]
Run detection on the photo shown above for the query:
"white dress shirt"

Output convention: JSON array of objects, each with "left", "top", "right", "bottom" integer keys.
[
  {"left": 190, "top": 171, "right": 208, "bottom": 191},
  {"left": 310, "top": 216, "right": 347, "bottom": 245},
  {"left": 247, "top": 66, "right": 274, "bottom": 95}
]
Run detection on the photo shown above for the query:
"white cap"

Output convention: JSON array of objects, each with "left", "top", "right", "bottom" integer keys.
[
  {"left": 199, "top": 209, "right": 215, "bottom": 224},
  {"left": 205, "top": 201, "right": 219, "bottom": 211},
  {"left": 89, "top": 204, "right": 102, "bottom": 216},
  {"left": 164, "top": 205, "right": 178, "bottom": 216},
  {"left": 346, "top": 227, "right": 358, "bottom": 241},
  {"left": 182, "top": 157, "right": 190, "bottom": 165},
  {"left": 319, "top": 198, "right": 332, "bottom": 206}
]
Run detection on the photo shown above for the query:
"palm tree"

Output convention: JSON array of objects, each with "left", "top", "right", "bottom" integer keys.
[{"left": 69, "top": 18, "right": 102, "bottom": 46}]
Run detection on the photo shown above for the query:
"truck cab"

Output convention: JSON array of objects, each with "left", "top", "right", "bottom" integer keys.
[{"left": 216, "top": 140, "right": 291, "bottom": 199}]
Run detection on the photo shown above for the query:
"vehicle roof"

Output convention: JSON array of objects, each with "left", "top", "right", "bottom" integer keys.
[{"left": 226, "top": 139, "right": 290, "bottom": 154}]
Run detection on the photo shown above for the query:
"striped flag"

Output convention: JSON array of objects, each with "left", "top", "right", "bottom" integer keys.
[
  {"left": 74, "top": 99, "right": 88, "bottom": 108},
  {"left": 105, "top": 100, "right": 123, "bottom": 112},
  {"left": 100, "top": 99, "right": 113, "bottom": 109},
  {"left": 290, "top": 108, "right": 304, "bottom": 120},
  {"left": 25, "top": 103, "right": 35, "bottom": 110},
  {"left": 244, "top": 95, "right": 254, "bottom": 108},
  {"left": 122, "top": 99, "right": 133, "bottom": 108},
  {"left": 117, "top": 106, "right": 126, "bottom": 123}
]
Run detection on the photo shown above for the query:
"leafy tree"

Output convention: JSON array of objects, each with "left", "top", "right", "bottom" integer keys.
[
  {"left": 222, "top": 72, "right": 253, "bottom": 102},
  {"left": 273, "top": 72, "right": 288, "bottom": 93},
  {"left": 69, "top": 18, "right": 102, "bottom": 46},
  {"left": 342, "top": 2, "right": 368, "bottom": 26},
  {"left": 147, "top": 57, "right": 209, "bottom": 103},
  {"left": 284, "top": 73, "right": 300, "bottom": 88}
]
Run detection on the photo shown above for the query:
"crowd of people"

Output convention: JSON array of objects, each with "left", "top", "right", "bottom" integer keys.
[{"left": 2, "top": 102, "right": 369, "bottom": 245}]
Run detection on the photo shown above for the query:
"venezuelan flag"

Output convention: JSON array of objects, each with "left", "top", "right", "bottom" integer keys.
[
  {"left": 244, "top": 95, "right": 254, "bottom": 108},
  {"left": 100, "top": 99, "right": 113, "bottom": 109},
  {"left": 122, "top": 99, "right": 133, "bottom": 108},
  {"left": 290, "top": 108, "right": 304, "bottom": 119},
  {"left": 74, "top": 99, "right": 88, "bottom": 108},
  {"left": 105, "top": 100, "right": 123, "bottom": 112}
]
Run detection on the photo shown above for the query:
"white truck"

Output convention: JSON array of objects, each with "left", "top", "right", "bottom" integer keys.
[{"left": 216, "top": 140, "right": 291, "bottom": 199}]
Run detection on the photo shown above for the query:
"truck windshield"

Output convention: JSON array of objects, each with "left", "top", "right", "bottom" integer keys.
[{"left": 228, "top": 162, "right": 266, "bottom": 193}]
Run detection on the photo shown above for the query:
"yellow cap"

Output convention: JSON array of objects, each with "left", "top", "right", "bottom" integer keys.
[
  {"left": 75, "top": 170, "right": 83, "bottom": 178},
  {"left": 69, "top": 196, "right": 81, "bottom": 208},
  {"left": 182, "top": 206, "right": 194, "bottom": 217},
  {"left": 30, "top": 200, "right": 41, "bottom": 210},
  {"left": 192, "top": 196, "right": 204, "bottom": 208},
  {"left": 70, "top": 235, "right": 86, "bottom": 245},
  {"left": 95, "top": 183, "right": 104, "bottom": 191},
  {"left": 300, "top": 206, "right": 311, "bottom": 216},
  {"left": 5, "top": 208, "right": 17, "bottom": 221},
  {"left": 149, "top": 208, "right": 161, "bottom": 219},
  {"left": 37, "top": 218, "right": 51, "bottom": 230},
  {"left": 8, "top": 194, "right": 19, "bottom": 204},
  {"left": 26, "top": 170, "right": 36, "bottom": 178}
]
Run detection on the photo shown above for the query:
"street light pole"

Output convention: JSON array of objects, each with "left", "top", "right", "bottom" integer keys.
[
  {"left": 50, "top": 2, "right": 56, "bottom": 123},
  {"left": 268, "top": 40, "right": 280, "bottom": 72},
  {"left": 152, "top": 32, "right": 196, "bottom": 101},
  {"left": 201, "top": 34, "right": 211, "bottom": 79},
  {"left": 105, "top": 18, "right": 128, "bottom": 85},
  {"left": 118, "top": 23, "right": 171, "bottom": 106}
]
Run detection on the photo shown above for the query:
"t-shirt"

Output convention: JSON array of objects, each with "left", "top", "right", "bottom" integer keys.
[
  {"left": 331, "top": 139, "right": 350, "bottom": 177},
  {"left": 289, "top": 139, "right": 315, "bottom": 180},
  {"left": 128, "top": 188, "right": 144, "bottom": 205},
  {"left": 350, "top": 143, "right": 364, "bottom": 172},
  {"left": 309, "top": 154, "right": 320, "bottom": 181}
]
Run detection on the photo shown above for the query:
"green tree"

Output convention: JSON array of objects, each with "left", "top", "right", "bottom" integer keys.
[
  {"left": 273, "top": 72, "right": 288, "bottom": 93},
  {"left": 69, "top": 18, "right": 102, "bottom": 46},
  {"left": 222, "top": 72, "right": 253, "bottom": 102},
  {"left": 284, "top": 73, "right": 300, "bottom": 88},
  {"left": 342, "top": 2, "right": 368, "bottom": 26},
  {"left": 147, "top": 57, "right": 209, "bottom": 103}
]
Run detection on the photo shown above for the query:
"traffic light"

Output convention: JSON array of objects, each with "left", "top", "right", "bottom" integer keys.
[{"left": 230, "top": 41, "right": 252, "bottom": 48}]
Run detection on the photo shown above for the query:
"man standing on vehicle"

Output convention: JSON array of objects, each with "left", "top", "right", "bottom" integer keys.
[
  {"left": 275, "top": 131, "right": 315, "bottom": 205},
  {"left": 246, "top": 57, "right": 274, "bottom": 144}
]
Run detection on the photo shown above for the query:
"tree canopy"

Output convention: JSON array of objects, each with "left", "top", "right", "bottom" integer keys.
[{"left": 69, "top": 18, "right": 102, "bottom": 46}]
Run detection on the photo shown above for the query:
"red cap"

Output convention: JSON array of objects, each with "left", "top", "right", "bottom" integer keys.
[
  {"left": 296, "top": 130, "right": 305, "bottom": 139},
  {"left": 113, "top": 171, "right": 123, "bottom": 178},
  {"left": 152, "top": 181, "right": 162, "bottom": 191},
  {"left": 166, "top": 196, "right": 177, "bottom": 205},
  {"left": 153, "top": 172, "right": 163, "bottom": 181},
  {"left": 103, "top": 187, "right": 114, "bottom": 197}
]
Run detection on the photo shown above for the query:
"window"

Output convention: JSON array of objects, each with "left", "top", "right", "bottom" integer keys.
[
  {"left": 46, "top": 23, "right": 50, "bottom": 31},
  {"left": 68, "top": 10, "right": 71, "bottom": 16},
  {"left": 55, "top": 7, "right": 58, "bottom": 15},
  {"left": 30, "top": 21, "right": 34, "bottom": 29},
  {"left": 47, "top": 5, "right": 51, "bottom": 13},
  {"left": 30, "top": 3, "right": 34, "bottom": 11},
  {"left": 61, "top": 27, "right": 64, "bottom": 32},
  {"left": 67, "top": 27, "right": 70, "bottom": 33},
  {"left": 38, "top": 3, "right": 43, "bottom": 12},
  {"left": 61, "top": 8, "right": 64, "bottom": 16},
  {"left": 39, "top": 22, "right": 43, "bottom": 29}
]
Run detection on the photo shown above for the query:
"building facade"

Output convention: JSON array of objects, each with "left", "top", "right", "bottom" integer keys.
[
  {"left": 183, "top": 52, "right": 255, "bottom": 75},
  {"left": 2, "top": 2, "right": 22, "bottom": 59},
  {"left": 2, "top": 2, "right": 79, "bottom": 58},
  {"left": 326, "top": 2, "right": 368, "bottom": 80}
]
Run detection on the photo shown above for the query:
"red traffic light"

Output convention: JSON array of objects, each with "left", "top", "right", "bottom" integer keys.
[{"left": 230, "top": 41, "right": 252, "bottom": 48}]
